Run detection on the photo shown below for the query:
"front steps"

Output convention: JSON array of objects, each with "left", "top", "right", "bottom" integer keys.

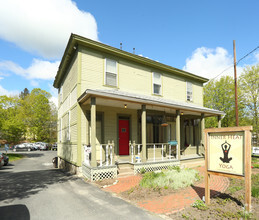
[{"left": 117, "top": 163, "right": 134, "bottom": 178}]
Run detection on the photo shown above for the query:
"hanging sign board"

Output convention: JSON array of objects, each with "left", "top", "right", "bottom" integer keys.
[
  {"left": 208, "top": 132, "right": 244, "bottom": 176},
  {"left": 204, "top": 126, "right": 252, "bottom": 212}
]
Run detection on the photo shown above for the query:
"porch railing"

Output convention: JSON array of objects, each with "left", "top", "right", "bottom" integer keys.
[
  {"left": 129, "top": 141, "right": 178, "bottom": 163},
  {"left": 83, "top": 141, "right": 114, "bottom": 167},
  {"left": 98, "top": 141, "right": 114, "bottom": 167}
]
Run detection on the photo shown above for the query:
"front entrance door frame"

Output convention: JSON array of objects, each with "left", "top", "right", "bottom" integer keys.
[{"left": 117, "top": 115, "right": 131, "bottom": 155}]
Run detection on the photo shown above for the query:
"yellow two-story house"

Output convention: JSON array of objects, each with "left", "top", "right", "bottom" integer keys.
[{"left": 53, "top": 34, "right": 224, "bottom": 181}]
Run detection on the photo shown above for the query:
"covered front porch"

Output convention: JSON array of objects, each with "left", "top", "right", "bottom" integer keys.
[{"left": 78, "top": 89, "right": 223, "bottom": 181}]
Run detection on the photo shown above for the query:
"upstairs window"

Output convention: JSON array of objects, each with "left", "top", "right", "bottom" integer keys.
[
  {"left": 105, "top": 59, "right": 117, "bottom": 87},
  {"left": 187, "top": 82, "right": 193, "bottom": 101},
  {"left": 153, "top": 72, "right": 162, "bottom": 95}
]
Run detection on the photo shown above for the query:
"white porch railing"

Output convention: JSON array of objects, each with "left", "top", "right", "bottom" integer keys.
[
  {"left": 129, "top": 141, "right": 178, "bottom": 163},
  {"left": 83, "top": 141, "right": 114, "bottom": 167}
]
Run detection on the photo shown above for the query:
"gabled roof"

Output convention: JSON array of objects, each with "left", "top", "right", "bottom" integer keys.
[{"left": 53, "top": 34, "right": 209, "bottom": 88}]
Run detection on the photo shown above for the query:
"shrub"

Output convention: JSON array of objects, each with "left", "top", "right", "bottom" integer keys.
[
  {"left": 192, "top": 200, "right": 208, "bottom": 210},
  {"left": 140, "top": 167, "right": 200, "bottom": 189}
]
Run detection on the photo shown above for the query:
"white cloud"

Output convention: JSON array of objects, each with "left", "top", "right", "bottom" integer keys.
[
  {"left": 0, "top": 0, "right": 98, "bottom": 59},
  {"left": 0, "top": 85, "right": 19, "bottom": 96},
  {"left": 0, "top": 59, "right": 60, "bottom": 80},
  {"left": 183, "top": 47, "right": 237, "bottom": 79},
  {"left": 183, "top": 47, "right": 244, "bottom": 80},
  {"left": 48, "top": 83, "right": 58, "bottom": 107}
]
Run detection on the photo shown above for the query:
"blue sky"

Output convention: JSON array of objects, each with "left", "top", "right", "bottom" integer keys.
[{"left": 0, "top": 0, "right": 258, "bottom": 105}]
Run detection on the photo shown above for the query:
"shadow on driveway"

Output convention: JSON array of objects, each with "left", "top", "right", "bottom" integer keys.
[
  {"left": 0, "top": 204, "right": 30, "bottom": 220},
  {"left": 0, "top": 169, "right": 77, "bottom": 202}
]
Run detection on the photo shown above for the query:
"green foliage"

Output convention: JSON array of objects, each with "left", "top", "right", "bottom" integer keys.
[
  {"left": 251, "top": 174, "right": 259, "bottom": 198},
  {"left": 140, "top": 168, "right": 200, "bottom": 189},
  {"left": 140, "top": 167, "right": 146, "bottom": 174},
  {"left": 237, "top": 210, "right": 253, "bottom": 219},
  {"left": 203, "top": 64, "right": 258, "bottom": 132},
  {"left": 239, "top": 64, "right": 259, "bottom": 138},
  {"left": 0, "top": 88, "right": 57, "bottom": 143},
  {"left": 191, "top": 200, "right": 208, "bottom": 210},
  {"left": 204, "top": 76, "right": 243, "bottom": 128},
  {"left": 0, "top": 96, "right": 25, "bottom": 143},
  {"left": 228, "top": 185, "right": 242, "bottom": 194}
]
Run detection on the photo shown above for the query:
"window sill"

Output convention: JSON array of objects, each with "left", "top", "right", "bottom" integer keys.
[
  {"left": 103, "top": 84, "right": 119, "bottom": 89},
  {"left": 152, "top": 93, "right": 163, "bottom": 97}
]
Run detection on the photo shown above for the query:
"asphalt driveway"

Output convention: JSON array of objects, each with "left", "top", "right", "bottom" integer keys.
[{"left": 0, "top": 151, "right": 161, "bottom": 220}]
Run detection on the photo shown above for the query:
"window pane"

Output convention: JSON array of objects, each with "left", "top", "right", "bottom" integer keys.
[
  {"left": 106, "top": 59, "right": 116, "bottom": 73},
  {"left": 153, "top": 72, "right": 161, "bottom": 84},
  {"left": 153, "top": 84, "right": 161, "bottom": 94},
  {"left": 106, "top": 72, "right": 117, "bottom": 86},
  {"left": 187, "top": 82, "right": 192, "bottom": 101}
]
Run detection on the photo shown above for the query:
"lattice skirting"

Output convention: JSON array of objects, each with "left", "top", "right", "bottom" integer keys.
[
  {"left": 82, "top": 163, "right": 117, "bottom": 181},
  {"left": 134, "top": 160, "right": 180, "bottom": 174}
]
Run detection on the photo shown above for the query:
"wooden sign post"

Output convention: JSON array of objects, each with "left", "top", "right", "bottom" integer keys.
[{"left": 204, "top": 126, "right": 252, "bottom": 212}]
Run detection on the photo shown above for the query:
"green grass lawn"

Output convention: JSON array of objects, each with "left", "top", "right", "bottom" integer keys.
[{"left": 7, "top": 153, "right": 25, "bottom": 162}]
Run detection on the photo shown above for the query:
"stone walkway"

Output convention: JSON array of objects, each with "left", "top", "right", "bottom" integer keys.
[{"left": 104, "top": 166, "right": 229, "bottom": 215}]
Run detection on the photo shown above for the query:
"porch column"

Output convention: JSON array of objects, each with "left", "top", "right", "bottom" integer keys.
[
  {"left": 218, "top": 115, "right": 222, "bottom": 128},
  {"left": 90, "top": 97, "right": 97, "bottom": 167},
  {"left": 200, "top": 113, "right": 205, "bottom": 155},
  {"left": 141, "top": 104, "right": 147, "bottom": 162},
  {"left": 176, "top": 110, "right": 181, "bottom": 160}
]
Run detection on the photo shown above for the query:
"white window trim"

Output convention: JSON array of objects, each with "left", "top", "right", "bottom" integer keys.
[
  {"left": 105, "top": 58, "right": 118, "bottom": 87},
  {"left": 186, "top": 82, "right": 193, "bottom": 102},
  {"left": 152, "top": 72, "right": 162, "bottom": 95}
]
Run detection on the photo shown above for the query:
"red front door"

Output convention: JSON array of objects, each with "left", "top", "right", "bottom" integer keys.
[{"left": 119, "top": 119, "right": 129, "bottom": 155}]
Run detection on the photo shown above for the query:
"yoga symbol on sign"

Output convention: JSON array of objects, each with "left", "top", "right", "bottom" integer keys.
[{"left": 220, "top": 141, "right": 232, "bottom": 163}]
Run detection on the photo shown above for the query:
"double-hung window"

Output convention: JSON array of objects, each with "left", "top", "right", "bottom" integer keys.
[
  {"left": 153, "top": 72, "right": 162, "bottom": 95},
  {"left": 187, "top": 82, "right": 193, "bottom": 101},
  {"left": 105, "top": 59, "right": 117, "bottom": 87}
]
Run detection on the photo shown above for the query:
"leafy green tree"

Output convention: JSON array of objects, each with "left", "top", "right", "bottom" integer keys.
[
  {"left": 239, "top": 64, "right": 259, "bottom": 138},
  {"left": 204, "top": 75, "right": 245, "bottom": 128},
  {"left": 19, "top": 88, "right": 30, "bottom": 100},
  {"left": 22, "top": 88, "right": 52, "bottom": 142},
  {"left": 0, "top": 96, "right": 25, "bottom": 143}
]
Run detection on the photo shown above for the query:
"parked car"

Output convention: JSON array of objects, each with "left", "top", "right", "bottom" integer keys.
[
  {"left": 40, "top": 142, "right": 49, "bottom": 151},
  {"left": 13, "top": 143, "right": 32, "bottom": 152},
  {"left": 26, "top": 143, "right": 36, "bottom": 151},
  {"left": 52, "top": 143, "right": 57, "bottom": 151},
  {"left": 0, "top": 153, "right": 4, "bottom": 168},
  {"left": 34, "top": 142, "right": 43, "bottom": 150},
  {"left": 1, "top": 153, "right": 9, "bottom": 165}
]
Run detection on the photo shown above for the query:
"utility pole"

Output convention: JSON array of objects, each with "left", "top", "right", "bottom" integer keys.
[{"left": 233, "top": 40, "right": 239, "bottom": 126}]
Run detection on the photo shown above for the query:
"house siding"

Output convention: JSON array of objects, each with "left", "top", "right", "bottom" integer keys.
[
  {"left": 58, "top": 53, "right": 79, "bottom": 165},
  {"left": 80, "top": 48, "right": 204, "bottom": 106}
]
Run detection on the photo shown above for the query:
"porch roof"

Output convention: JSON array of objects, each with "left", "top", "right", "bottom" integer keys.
[{"left": 78, "top": 89, "right": 224, "bottom": 117}]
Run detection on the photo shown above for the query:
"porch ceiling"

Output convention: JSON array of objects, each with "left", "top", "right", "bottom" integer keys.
[{"left": 78, "top": 89, "right": 224, "bottom": 117}]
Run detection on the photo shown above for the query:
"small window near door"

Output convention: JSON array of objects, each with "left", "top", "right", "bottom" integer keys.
[
  {"left": 187, "top": 82, "right": 193, "bottom": 101},
  {"left": 153, "top": 72, "right": 162, "bottom": 95},
  {"left": 105, "top": 59, "right": 117, "bottom": 87}
]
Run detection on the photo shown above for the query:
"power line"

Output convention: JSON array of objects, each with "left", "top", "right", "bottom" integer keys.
[{"left": 209, "top": 45, "right": 259, "bottom": 81}]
